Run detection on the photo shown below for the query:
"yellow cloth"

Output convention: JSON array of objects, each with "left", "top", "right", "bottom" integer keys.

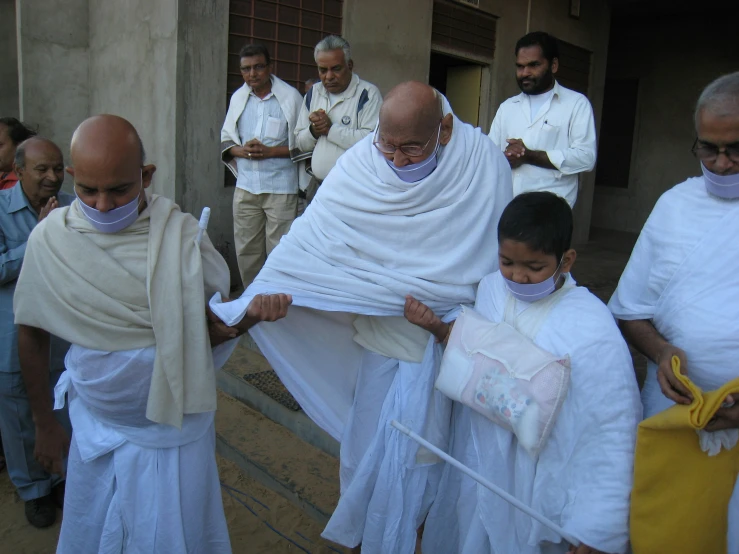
[{"left": 631, "top": 357, "right": 739, "bottom": 554}]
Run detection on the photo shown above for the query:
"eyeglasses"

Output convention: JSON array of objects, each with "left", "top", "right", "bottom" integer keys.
[
  {"left": 373, "top": 121, "right": 442, "bottom": 157},
  {"left": 692, "top": 138, "right": 739, "bottom": 163},
  {"left": 240, "top": 63, "right": 268, "bottom": 74}
]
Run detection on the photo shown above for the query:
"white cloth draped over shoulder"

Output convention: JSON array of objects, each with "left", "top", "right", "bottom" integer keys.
[
  {"left": 608, "top": 177, "right": 739, "bottom": 551},
  {"left": 422, "top": 272, "right": 641, "bottom": 554},
  {"left": 13, "top": 195, "right": 231, "bottom": 428},
  {"left": 210, "top": 101, "right": 513, "bottom": 551},
  {"left": 221, "top": 75, "right": 310, "bottom": 191}
]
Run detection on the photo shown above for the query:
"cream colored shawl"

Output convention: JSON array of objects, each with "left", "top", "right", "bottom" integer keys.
[{"left": 14, "top": 194, "right": 230, "bottom": 428}]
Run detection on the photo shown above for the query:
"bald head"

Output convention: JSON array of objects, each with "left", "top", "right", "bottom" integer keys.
[
  {"left": 14, "top": 137, "right": 64, "bottom": 209},
  {"left": 14, "top": 137, "right": 62, "bottom": 170},
  {"left": 71, "top": 115, "right": 145, "bottom": 168},
  {"left": 695, "top": 72, "right": 739, "bottom": 127},
  {"left": 381, "top": 82, "right": 443, "bottom": 137},
  {"left": 68, "top": 115, "right": 156, "bottom": 213},
  {"left": 376, "top": 82, "right": 453, "bottom": 167}
]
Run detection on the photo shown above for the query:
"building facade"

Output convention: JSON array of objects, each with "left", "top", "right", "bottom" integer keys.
[{"left": 2, "top": 0, "right": 736, "bottom": 281}]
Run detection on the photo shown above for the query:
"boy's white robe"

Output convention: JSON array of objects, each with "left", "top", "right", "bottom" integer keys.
[
  {"left": 608, "top": 177, "right": 739, "bottom": 551},
  {"left": 422, "top": 272, "right": 641, "bottom": 554},
  {"left": 210, "top": 103, "right": 513, "bottom": 551}
]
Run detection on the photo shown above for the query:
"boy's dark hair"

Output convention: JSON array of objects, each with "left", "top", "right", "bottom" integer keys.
[
  {"left": 515, "top": 32, "right": 559, "bottom": 64},
  {"left": 239, "top": 43, "right": 271, "bottom": 65},
  {"left": 0, "top": 117, "right": 37, "bottom": 146},
  {"left": 498, "top": 192, "right": 573, "bottom": 261}
]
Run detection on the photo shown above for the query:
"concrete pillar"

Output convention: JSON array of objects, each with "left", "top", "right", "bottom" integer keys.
[
  {"left": 16, "top": 0, "right": 89, "bottom": 164},
  {"left": 88, "top": 0, "right": 178, "bottom": 200},
  {"left": 175, "top": 0, "right": 239, "bottom": 283},
  {"left": 0, "top": 1, "right": 19, "bottom": 117},
  {"left": 343, "top": 0, "right": 434, "bottom": 95}
]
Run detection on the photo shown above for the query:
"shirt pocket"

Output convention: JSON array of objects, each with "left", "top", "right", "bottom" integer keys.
[
  {"left": 537, "top": 120, "right": 563, "bottom": 148},
  {"left": 264, "top": 116, "right": 287, "bottom": 141}
]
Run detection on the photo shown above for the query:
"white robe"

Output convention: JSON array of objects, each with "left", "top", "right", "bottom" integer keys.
[
  {"left": 422, "top": 272, "right": 641, "bottom": 554},
  {"left": 210, "top": 101, "right": 513, "bottom": 552},
  {"left": 608, "top": 176, "right": 739, "bottom": 551},
  {"left": 53, "top": 341, "right": 237, "bottom": 554}
]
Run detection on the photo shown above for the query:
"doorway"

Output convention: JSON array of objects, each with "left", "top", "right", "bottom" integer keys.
[{"left": 429, "top": 51, "right": 484, "bottom": 127}]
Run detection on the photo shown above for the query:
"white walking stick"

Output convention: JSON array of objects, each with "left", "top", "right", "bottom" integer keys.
[
  {"left": 195, "top": 207, "right": 211, "bottom": 245},
  {"left": 390, "top": 420, "right": 581, "bottom": 547}
]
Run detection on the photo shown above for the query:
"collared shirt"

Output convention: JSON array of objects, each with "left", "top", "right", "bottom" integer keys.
[
  {"left": 488, "top": 81, "right": 597, "bottom": 207},
  {"left": 0, "top": 183, "right": 73, "bottom": 372},
  {"left": 235, "top": 91, "right": 298, "bottom": 195},
  {"left": 0, "top": 171, "right": 18, "bottom": 191},
  {"left": 295, "top": 73, "right": 383, "bottom": 181}
]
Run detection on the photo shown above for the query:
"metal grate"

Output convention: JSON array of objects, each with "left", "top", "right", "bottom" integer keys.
[
  {"left": 242, "top": 370, "right": 302, "bottom": 411},
  {"left": 432, "top": 0, "right": 496, "bottom": 59},
  {"left": 227, "top": 0, "right": 343, "bottom": 96}
]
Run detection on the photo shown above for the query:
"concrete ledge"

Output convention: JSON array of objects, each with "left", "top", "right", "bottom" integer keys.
[
  {"left": 215, "top": 390, "right": 340, "bottom": 526},
  {"left": 218, "top": 352, "right": 340, "bottom": 459}
]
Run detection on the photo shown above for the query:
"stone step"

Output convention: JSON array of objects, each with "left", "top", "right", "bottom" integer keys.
[
  {"left": 218, "top": 339, "right": 340, "bottom": 459},
  {"left": 215, "top": 389, "right": 340, "bottom": 527}
]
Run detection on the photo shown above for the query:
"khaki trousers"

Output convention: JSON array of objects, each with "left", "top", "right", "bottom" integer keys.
[{"left": 233, "top": 188, "right": 297, "bottom": 288}]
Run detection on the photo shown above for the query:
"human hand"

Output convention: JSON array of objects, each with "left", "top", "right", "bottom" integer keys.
[
  {"left": 206, "top": 298, "right": 241, "bottom": 346},
  {"left": 505, "top": 138, "right": 527, "bottom": 169},
  {"left": 404, "top": 295, "right": 450, "bottom": 343},
  {"left": 567, "top": 543, "right": 606, "bottom": 554},
  {"left": 705, "top": 395, "right": 739, "bottom": 431},
  {"left": 243, "top": 139, "right": 272, "bottom": 160},
  {"left": 34, "top": 419, "right": 70, "bottom": 477},
  {"left": 38, "top": 196, "right": 58, "bottom": 222},
  {"left": 655, "top": 345, "right": 692, "bottom": 405},
  {"left": 309, "top": 110, "right": 332, "bottom": 136},
  {"left": 239, "top": 294, "right": 293, "bottom": 330}
]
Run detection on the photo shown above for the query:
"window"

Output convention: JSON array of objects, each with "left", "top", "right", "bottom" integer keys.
[{"left": 227, "top": 0, "right": 343, "bottom": 95}]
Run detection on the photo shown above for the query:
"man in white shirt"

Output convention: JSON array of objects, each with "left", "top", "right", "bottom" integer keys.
[
  {"left": 295, "top": 35, "right": 382, "bottom": 186},
  {"left": 221, "top": 44, "right": 303, "bottom": 287},
  {"left": 488, "top": 32, "right": 597, "bottom": 207}
]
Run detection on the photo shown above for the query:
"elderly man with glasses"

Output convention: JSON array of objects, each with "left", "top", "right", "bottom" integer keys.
[
  {"left": 609, "top": 72, "right": 739, "bottom": 552},
  {"left": 210, "top": 81, "right": 512, "bottom": 553},
  {"left": 221, "top": 43, "right": 304, "bottom": 288}
]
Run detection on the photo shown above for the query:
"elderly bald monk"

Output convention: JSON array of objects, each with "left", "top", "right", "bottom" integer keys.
[
  {"left": 211, "top": 81, "right": 514, "bottom": 553},
  {"left": 13, "top": 115, "right": 289, "bottom": 553},
  {"left": 609, "top": 72, "right": 739, "bottom": 552}
]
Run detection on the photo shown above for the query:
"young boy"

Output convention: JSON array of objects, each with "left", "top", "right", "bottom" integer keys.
[{"left": 404, "top": 192, "right": 642, "bottom": 554}]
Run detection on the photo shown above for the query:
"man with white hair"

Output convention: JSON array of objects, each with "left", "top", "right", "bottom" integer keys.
[
  {"left": 212, "top": 81, "right": 513, "bottom": 553},
  {"left": 295, "top": 35, "right": 382, "bottom": 190},
  {"left": 609, "top": 71, "right": 739, "bottom": 551}
]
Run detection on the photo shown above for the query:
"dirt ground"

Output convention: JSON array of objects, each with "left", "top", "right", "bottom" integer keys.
[{"left": 0, "top": 456, "right": 347, "bottom": 554}]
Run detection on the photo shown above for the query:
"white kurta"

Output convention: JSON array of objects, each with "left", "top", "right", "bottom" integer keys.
[
  {"left": 210, "top": 100, "right": 513, "bottom": 552},
  {"left": 608, "top": 176, "right": 739, "bottom": 551},
  {"left": 423, "top": 272, "right": 641, "bottom": 554},
  {"left": 53, "top": 342, "right": 237, "bottom": 554}
]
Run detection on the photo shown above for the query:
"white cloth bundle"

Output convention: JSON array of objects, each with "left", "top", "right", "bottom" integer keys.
[{"left": 436, "top": 306, "right": 571, "bottom": 457}]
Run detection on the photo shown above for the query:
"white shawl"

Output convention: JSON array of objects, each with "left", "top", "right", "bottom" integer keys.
[
  {"left": 14, "top": 195, "right": 231, "bottom": 428},
  {"left": 210, "top": 102, "right": 513, "bottom": 551},
  {"left": 220, "top": 75, "right": 310, "bottom": 190}
]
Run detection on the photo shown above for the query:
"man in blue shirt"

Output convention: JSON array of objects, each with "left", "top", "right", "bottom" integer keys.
[{"left": 0, "top": 137, "right": 72, "bottom": 528}]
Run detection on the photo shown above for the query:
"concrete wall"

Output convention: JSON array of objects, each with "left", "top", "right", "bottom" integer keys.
[
  {"left": 16, "top": 0, "right": 89, "bottom": 165},
  {"left": 0, "top": 1, "right": 19, "bottom": 117},
  {"left": 342, "top": 0, "right": 434, "bottom": 95},
  {"left": 591, "top": 12, "right": 739, "bottom": 234},
  {"left": 175, "top": 0, "right": 239, "bottom": 284},
  {"left": 88, "top": 0, "right": 178, "bottom": 200}
]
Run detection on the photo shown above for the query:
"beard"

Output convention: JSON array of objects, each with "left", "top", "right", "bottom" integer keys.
[{"left": 517, "top": 69, "right": 555, "bottom": 95}]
